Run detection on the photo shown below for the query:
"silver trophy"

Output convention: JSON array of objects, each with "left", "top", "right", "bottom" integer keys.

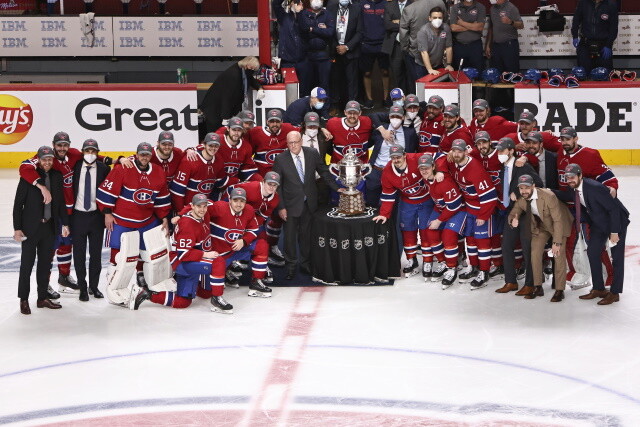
[{"left": 330, "top": 148, "right": 371, "bottom": 215}]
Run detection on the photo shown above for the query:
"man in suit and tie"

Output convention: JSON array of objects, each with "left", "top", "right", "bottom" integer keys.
[
  {"left": 72, "top": 139, "right": 111, "bottom": 301},
  {"left": 383, "top": 0, "right": 414, "bottom": 95},
  {"left": 509, "top": 175, "right": 573, "bottom": 302},
  {"left": 524, "top": 131, "right": 558, "bottom": 190},
  {"left": 13, "top": 146, "right": 70, "bottom": 315},
  {"left": 555, "top": 163, "right": 630, "bottom": 305},
  {"left": 493, "top": 137, "right": 543, "bottom": 295},
  {"left": 273, "top": 131, "right": 342, "bottom": 279}
]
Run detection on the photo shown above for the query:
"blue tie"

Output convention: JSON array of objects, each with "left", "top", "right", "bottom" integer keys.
[
  {"left": 296, "top": 155, "right": 305, "bottom": 183},
  {"left": 502, "top": 165, "right": 510, "bottom": 208},
  {"left": 84, "top": 165, "right": 92, "bottom": 211}
]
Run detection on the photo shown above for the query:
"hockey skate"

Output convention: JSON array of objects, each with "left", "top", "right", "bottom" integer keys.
[
  {"left": 263, "top": 267, "right": 274, "bottom": 285},
  {"left": 488, "top": 265, "right": 504, "bottom": 280},
  {"left": 211, "top": 295, "right": 234, "bottom": 314},
  {"left": 470, "top": 270, "right": 489, "bottom": 290},
  {"left": 47, "top": 284, "right": 61, "bottom": 300},
  {"left": 516, "top": 267, "right": 525, "bottom": 281},
  {"left": 131, "top": 287, "right": 151, "bottom": 310},
  {"left": 248, "top": 278, "right": 272, "bottom": 298},
  {"left": 568, "top": 279, "right": 591, "bottom": 291},
  {"left": 422, "top": 262, "right": 432, "bottom": 281},
  {"left": 430, "top": 262, "right": 446, "bottom": 282},
  {"left": 58, "top": 274, "right": 79, "bottom": 294},
  {"left": 441, "top": 268, "right": 457, "bottom": 289},
  {"left": 268, "top": 245, "right": 286, "bottom": 266},
  {"left": 225, "top": 263, "right": 244, "bottom": 288},
  {"left": 136, "top": 272, "right": 149, "bottom": 290},
  {"left": 456, "top": 253, "right": 469, "bottom": 271},
  {"left": 403, "top": 258, "right": 419, "bottom": 278},
  {"left": 458, "top": 266, "right": 478, "bottom": 283},
  {"left": 232, "top": 260, "right": 250, "bottom": 271}
]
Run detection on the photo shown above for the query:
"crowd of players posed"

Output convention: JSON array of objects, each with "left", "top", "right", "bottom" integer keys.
[{"left": 13, "top": 88, "right": 629, "bottom": 316}]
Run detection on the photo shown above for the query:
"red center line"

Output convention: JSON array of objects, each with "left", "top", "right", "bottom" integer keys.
[{"left": 240, "top": 286, "right": 327, "bottom": 427}]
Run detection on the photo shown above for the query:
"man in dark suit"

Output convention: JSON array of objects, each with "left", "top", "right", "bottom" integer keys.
[
  {"left": 524, "top": 131, "right": 558, "bottom": 190},
  {"left": 383, "top": 0, "right": 414, "bottom": 95},
  {"left": 327, "top": 0, "right": 362, "bottom": 111},
  {"left": 13, "top": 146, "right": 70, "bottom": 315},
  {"left": 300, "top": 112, "right": 332, "bottom": 206},
  {"left": 493, "top": 137, "right": 543, "bottom": 295},
  {"left": 72, "top": 139, "right": 110, "bottom": 301},
  {"left": 366, "top": 105, "right": 417, "bottom": 206},
  {"left": 272, "top": 130, "right": 342, "bottom": 279},
  {"left": 555, "top": 163, "right": 630, "bottom": 305}
]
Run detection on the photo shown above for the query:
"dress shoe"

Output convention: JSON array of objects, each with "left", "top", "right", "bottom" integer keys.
[
  {"left": 597, "top": 292, "right": 620, "bottom": 305},
  {"left": 524, "top": 286, "right": 544, "bottom": 299},
  {"left": 36, "top": 299, "right": 62, "bottom": 309},
  {"left": 515, "top": 285, "right": 534, "bottom": 296},
  {"left": 20, "top": 300, "right": 31, "bottom": 315},
  {"left": 90, "top": 288, "right": 104, "bottom": 299},
  {"left": 495, "top": 283, "right": 518, "bottom": 293},
  {"left": 79, "top": 289, "right": 89, "bottom": 302},
  {"left": 579, "top": 289, "right": 609, "bottom": 300},
  {"left": 550, "top": 290, "right": 564, "bottom": 302},
  {"left": 285, "top": 269, "right": 296, "bottom": 280}
]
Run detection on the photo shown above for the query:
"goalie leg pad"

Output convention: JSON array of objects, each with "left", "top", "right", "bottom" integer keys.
[
  {"left": 105, "top": 231, "right": 140, "bottom": 305},
  {"left": 140, "top": 225, "right": 177, "bottom": 293}
]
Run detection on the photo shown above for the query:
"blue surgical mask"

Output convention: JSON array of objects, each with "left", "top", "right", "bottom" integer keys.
[
  {"left": 393, "top": 100, "right": 403, "bottom": 107},
  {"left": 339, "top": 0, "right": 349, "bottom": 6},
  {"left": 314, "top": 101, "right": 325, "bottom": 110}
]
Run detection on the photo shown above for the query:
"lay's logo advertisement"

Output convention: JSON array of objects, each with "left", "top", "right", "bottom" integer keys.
[{"left": 0, "top": 94, "right": 33, "bottom": 145}]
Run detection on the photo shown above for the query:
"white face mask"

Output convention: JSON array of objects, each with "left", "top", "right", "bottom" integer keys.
[
  {"left": 84, "top": 153, "right": 97, "bottom": 163},
  {"left": 431, "top": 18, "right": 443, "bottom": 28},
  {"left": 498, "top": 154, "right": 509, "bottom": 163},
  {"left": 311, "top": 0, "right": 323, "bottom": 10},
  {"left": 390, "top": 118, "right": 403, "bottom": 129},
  {"left": 306, "top": 128, "right": 319, "bottom": 138},
  {"left": 393, "top": 100, "right": 404, "bottom": 108},
  {"left": 407, "top": 111, "right": 418, "bottom": 120},
  {"left": 489, "top": 0, "right": 498, "bottom": 4}
]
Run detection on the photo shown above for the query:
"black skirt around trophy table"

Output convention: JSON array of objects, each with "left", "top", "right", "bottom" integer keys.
[{"left": 310, "top": 207, "right": 401, "bottom": 285}]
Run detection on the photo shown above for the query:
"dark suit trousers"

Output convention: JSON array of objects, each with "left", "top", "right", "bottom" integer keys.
[
  {"left": 72, "top": 210, "right": 105, "bottom": 291},
  {"left": 390, "top": 41, "right": 411, "bottom": 95},
  {"left": 331, "top": 54, "right": 359, "bottom": 108},
  {"left": 283, "top": 203, "right": 313, "bottom": 271},
  {"left": 588, "top": 226, "right": 626, "bottom": 293},
  {"left": 502, "top": 216, "right": 533, "bottom": 286},
  {"left": 18, "top": 220, "right": 55, "bottom": 300}
]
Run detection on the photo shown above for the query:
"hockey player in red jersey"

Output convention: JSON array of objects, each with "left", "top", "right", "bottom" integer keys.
[
  {"left": 557, "top": 126, "right": 616, "bottom": 289},
  {"left": 468, "top": 98, "right": 517, "bottom": 141},
  {"left": 170, "top": 132, "right": 234, "bottom": 212},
  {"left": 325, "top": 101, "right": 373, "bottom": 163},
  {"left": 372, "top": 145, "right": 435, "bottom": 278},
  {"left": 439, "top": 105, "right": 473, "bottom": 154},
  {"left": 18, "top": 131, "right": 113, "bottom": 294},
  {"left": 249, "top": 109, "right": 299, "bottom": 177},
  {"left": 418, "top": 154, "right": 467, "bottom": 289},
  {"left": 505, "top": 110, "right": 562, "bottom": 156},
  {"left": 215, "top": 110, "right": 255, "bottom": 144},
  {"left": 214, "top": 117, "right": 260, "bottom": 199},
  {"left": 417, "top": 95, "right": 445, "bottom": 154},
  {"left": 449, "top": 139, "right": 499, "bottom": 289}
]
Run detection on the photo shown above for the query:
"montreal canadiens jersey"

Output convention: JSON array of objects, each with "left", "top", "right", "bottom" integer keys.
[
  {"left": 170, "top": 211, "right": 213, "bottom": 269},
  {"left": 439, "top": 124, "right": 473, "bottom": 154},
  {"left": 227, "top": 181, "right": 279, "bottom": 227},
  {"left": 425, "top": 175, "right": 465, "bottom": 222},
  {"left": 217, "top": 135, "right": 259, "bottom": 181},
  {"left": 379, "top": 153, "right": 431, "bottom": 218},
  {"left": 557, "top": 145, "right": 618, "bottom": 190},
  {"left": 470, "top": 147, "right": 503, "bottom": 194},
  {"left": 469, "top": 116, "right": 517, "bottom": 141},
  {"left": 417, "top": 114, "right": 444, "bottom": 154},
  {"left": 249, "top": 123, "right": 299, "bottom": 175},
  {"left": 207, "top": 201, "right": 259, "bottom": 256},
  {"left": 19, "top": 147, "right": 84, "bottom": 214},
  {"left": 216, "top": 125, "right": 251, "bottom": 146},
  {"left": 504, "top": 131, "right": 562, "bottom": 154},
  {"left": 326, "top": 116, "right": 373, "bottom": 163},
  {"left": 169, "top": 150, "right": 234, "bottom": 212},
  {"left": 97, "top": 162, "right": 171, "bottom": 228},
  {"left": 452, "top": 156, "right": 498, "bottom": 220}
]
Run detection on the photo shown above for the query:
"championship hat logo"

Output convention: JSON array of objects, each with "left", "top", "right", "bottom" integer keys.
[{"left": 0, "top": 94, "right": 34, "bottom": 145}]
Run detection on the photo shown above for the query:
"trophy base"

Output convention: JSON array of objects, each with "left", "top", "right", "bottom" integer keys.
[{"left": 338, "top": 192, "right": 366, "bottom": 216}]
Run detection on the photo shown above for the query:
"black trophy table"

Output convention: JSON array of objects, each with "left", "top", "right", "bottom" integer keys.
[{"left": 310, "top": 207, "right": 401, "bottom": 285}]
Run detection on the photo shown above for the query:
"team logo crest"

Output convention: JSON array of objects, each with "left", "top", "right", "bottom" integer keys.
[
  {"left": 440, "top": 32, "right": 446, "bottom": 38},
  {"left": 329, "top": 238, "right": 337, "bottom": 248},
  {"left": 266, "top": 149, "right": 284, "bottom": 164},
  {"left": 225, "top": 230, "right": 243, "bottom": 242},
  {"left": 364, "top": 237, "right": 373, "bottom": 247},
  {"left": 470, "top": 9, "right": 477, "bottom": 15},
  {"left": 354, "top": 239, "right": 363, "bottom": 250},
  {"left": 318, "top": 237, "right": 325, "bottom": 247},
  {"left": 601, "top": 14, "right": 608, "bottom": 20},
  {"left": 224, "top": 165, "right": 239, "bottom": 175},
  {"left": 133, "top": 189, "right": 154, "bottom": 204},
  {"left": 197, "top": 179, "right": 216, "bottom": 193},
  {"left": 377, "top": 234, "right": 386, "bottom": 244},
  {"left": 202, "top": 236, "right": 213, "bottom": 251},
  {"left": 63, "top": 175, "right": 73, "bottom": 187}
]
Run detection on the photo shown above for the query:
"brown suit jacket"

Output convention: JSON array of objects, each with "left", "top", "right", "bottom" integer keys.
[{"left": 508, "top": 187, "right": 573, "bottom": 243}]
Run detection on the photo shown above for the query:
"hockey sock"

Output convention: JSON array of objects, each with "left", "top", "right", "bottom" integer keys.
[
  {"left": 466, "top": 237, "right": 478, "bottom": 267},
  {"left": 476, "top": 238, "right": 492, "bottom": 271},
  {"left": 402, "top": 230, "right": 419, "bottom": 259},
  {"left": 56, "top": 244, "right": 72, "bottom": 276},
  {"left": 442, "top": 229, "right": 459, "bottom": 268},
  {"left": 490, "top": 234, "right": 503, "bottom": 266},
  {"left": 151, "top": 292, "right": 192, "bottom": 308},
  {"left": 419, "top": 228, "right": 433, "bottom": 263}
]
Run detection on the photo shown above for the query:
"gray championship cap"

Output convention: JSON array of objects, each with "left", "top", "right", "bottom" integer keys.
[
  {"left": 517, "top": 174, "right": 534, "bottom": 187},
  {"left": 229, "top": 187, "right": 247, "bottom": 201},
  {"left": 264, "top": 171, "right": 281, "bottom": 185},
  {"left": 389, "top": 144, "right": 405, "bottom": 157},
  {"left": 266, "top": 109, "right": 283, "bottom": 122},
  {"left": 560, "top": 126, "right": 577, "bottom": 138},
  {"left": 525, "top": 131, "right": 543, "bottom": 143},
  {"left": 426, "top": 95, "right": 444, "bottom": 109},
  {"left": 472, "top": 98, "right": 490, "bottom": 111},
  {"left": 37, "top": 145, "right": 55, "bottom": 159},
  {"left": 443, "top": 104, "right": 460, "bottom": 117},
  {"left": 81, "top": 138, "right": 100, "bottom": 151},
  {"left": 518, "top": 110, "right": 536, "bottom": 124},
  {"left": 239, "top": 110, "right": 256, "bottom": 124},
  {"left": 158, "top": 131, "right": 174, "bottom": 143},
  {"left": 304, "top": 112, "right": 320, "bottom": 127},
  {"left": 52, "top": 131, "right": 70, "bottom": 144},
  {"left": 136, "top": 142, "right": 153, "bottom": 155},
  {"left": 451, "top": 139, "right": 468, "bottom": 151},
  {"left": 564, "top": 163, "right": 582, "bottom": 177},
  {"left": 204, "top": 132, "right": 221, "bottom": 146},
  {"left": 389, "top": 105, "right": 404, "bottom": 117},
  {"left": 496, "top": 137, "right": 516, "bottom": 151},
  {"left": 345, "top": 100, "right": 361, "bottom": 112},
  {"left": 474, "top": 130, "right": 491, "bottom": 143},
  {"left": 228, "top": 116, "right": 244, "bottom": 129},
  {"left": 191, "top": 193, "right": 209, "bottom": 205},
  {"left": 404, "top": 94, "right": 420, "bottom": 108},
  {"left": 418, "top": 154, "right": 434, "bottom": 168}
]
